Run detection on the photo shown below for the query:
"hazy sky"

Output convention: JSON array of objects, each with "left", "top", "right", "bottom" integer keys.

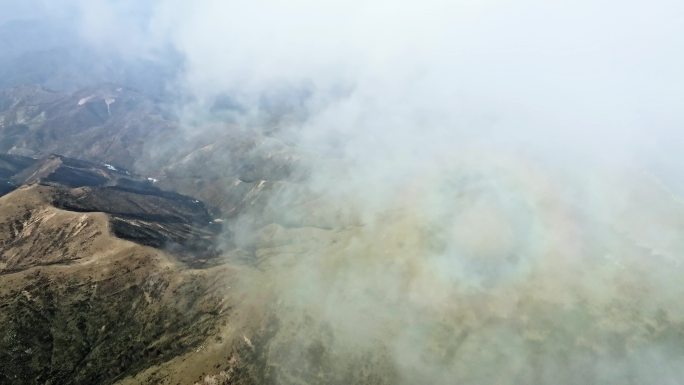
[{"left": 29, "top": 0, "right": 679, "bottom": 165}]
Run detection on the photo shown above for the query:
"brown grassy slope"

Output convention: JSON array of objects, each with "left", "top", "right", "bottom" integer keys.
[{"left": 0, "top": 185, "right": 247, "bottom": 385}]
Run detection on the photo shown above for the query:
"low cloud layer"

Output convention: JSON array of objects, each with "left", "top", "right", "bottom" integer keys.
[{"left": 6, "top": 1, "right": 684, "bottom": 383}]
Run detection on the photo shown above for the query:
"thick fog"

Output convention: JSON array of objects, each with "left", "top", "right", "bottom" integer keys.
[{"left": 6, "top": 0, "right": 684, "bottom": 383}]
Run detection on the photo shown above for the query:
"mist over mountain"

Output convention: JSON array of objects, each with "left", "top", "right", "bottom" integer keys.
[{"left": 1, "top": 1, "right": 684, "bottom": 385}]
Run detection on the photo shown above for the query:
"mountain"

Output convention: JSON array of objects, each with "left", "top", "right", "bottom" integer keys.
[
  {"left": 0, "top": 85, "right": 178, "bottom": 170},
  {"left": 1, "top": 19, "right": 389, "bottom": 384},
  {"left": 0, "top": 147, "right": 340, "bottom": 385},
  {"left": 0, "top": 183, "right": 234, "bottom": 384},
  {"left": 0, "top": 83, "right": 301, "bottom": 219},
  {"left": 0, "top": 153, "right": 221, "bottom": 264},
  {"left": 0, "top": 152, "right": 259, "bottom": 384}
]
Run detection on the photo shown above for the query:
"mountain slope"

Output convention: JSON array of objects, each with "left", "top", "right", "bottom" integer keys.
[{"left": 0, "top": 184, "right": 236, "bottom": 384}]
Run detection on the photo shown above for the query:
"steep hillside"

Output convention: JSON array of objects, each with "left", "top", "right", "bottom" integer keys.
[
  {"left": 0, "top": 85, "right": 177, "bottom": 169},
  {"left": 0, "top": 185, "right": 236, "bottom": 384}
]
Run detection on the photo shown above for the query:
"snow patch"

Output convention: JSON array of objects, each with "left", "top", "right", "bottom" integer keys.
[
  {"left": 77, "top": 95, "right": 95, "bottom": 106},
  {"left": 147, "top": 177, "right": 158, "bottom": 183},
  {"left": 103, "top": 163, "right": 117, "bottom": 171}
]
